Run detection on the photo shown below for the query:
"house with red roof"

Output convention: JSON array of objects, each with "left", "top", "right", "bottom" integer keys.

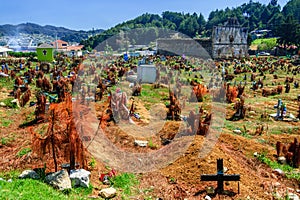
[{"left": 51, "top": 40, "right": 84, "bottom": 56}]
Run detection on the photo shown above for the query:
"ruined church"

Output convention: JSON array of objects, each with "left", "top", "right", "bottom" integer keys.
[
  {"left": 156, "top": 17, "right": 248, "bottom": 59},
  {"left": 212, "top": 17, "right": 248, "bottom": 58}
]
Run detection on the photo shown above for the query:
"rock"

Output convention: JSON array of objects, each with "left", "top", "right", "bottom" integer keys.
[
  {"left": 288, "top": 193, "right": 299, "bottom": 200},
  {"left": 70, "top": 169, "right": 91, "bottom": 188},
  {"left": 7, "top": 179, "right": 12, "bottom": 182},
  {"left": 223, "top": 167, "right": 228, "bottom": 173},
  {"left": 99, "top": 187, "right": 117, "bottom": 199},
  {"left": 271, "top": 173, "right": 278, "bottom": 179},
  {"left": 19, "top": 170, "right": 40, "bottom": 180},
  {"left": 206, "top": 186, "right": 215, "bottom": 194},
  {"left": 233, "top": 129, "right": 242, "bottom": 134},
  {"left": 204, "top": 195, "right": 212, "bottom": 200},
  {"left": 10, "top": 99, "right": 19, "bottom": 107},
  {"left": 0, "top": 102, "right": 6, "bottom": 107},
  {"left": 134, "top": 140, "right": 148, "bottom": 147},
  {"left": 253, "top": 152, "right": 259, "bottom": 157},
  {"left": 45, "top": 170, "right": 72, "bottom": 191},
  {"left": 273, "top": 182, "right": 281, "bottom": 188},
  {"left": 278, "top": 156, "right": 287, "bottom": 164},
  {"left": 273, "top": 191, "right": 282, "bottom": 199},
  {"left": 273, "top": 169, "right": 285, "bottom": 176},
  {"left": 0, "top": 178, "right": 5, "bottom": 181},
  {"left": 296, "top": 189, "right": 300, "bottom": 193}
]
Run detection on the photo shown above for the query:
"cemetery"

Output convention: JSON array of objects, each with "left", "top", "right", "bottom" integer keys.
[
  {"left": 0, "top": 48, "right": 299, "bottom": 199},
  {"left": 0, "top": 0, "right": 299, "bottom": 199}
]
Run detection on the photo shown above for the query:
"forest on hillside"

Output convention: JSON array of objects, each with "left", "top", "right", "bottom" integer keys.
[{"left": 80, "top": 0, "right": 300, "bottom": 50}]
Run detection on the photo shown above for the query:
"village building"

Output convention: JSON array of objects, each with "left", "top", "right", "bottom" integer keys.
[
  {"left": 51, "top": 40, "right": 68, "bottom": 51},
  {"left": 66, "top": 45, "right": 84, "bottom": 57},
  {"left": 51, "top": 39, "right": 84, "bottom": 56},
  {"left": 36, "top": 43, "right": 54, "bottom": 62},
  {"left": 0, "top": 46, "right": 13, "bottom": 57}
]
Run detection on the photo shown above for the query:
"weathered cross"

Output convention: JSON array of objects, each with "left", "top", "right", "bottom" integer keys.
[{"left": 201, "top": 158, "right": 240, "bottom": 194}]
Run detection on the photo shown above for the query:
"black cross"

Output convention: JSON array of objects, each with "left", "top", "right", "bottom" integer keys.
[
  {"left": 201, "top": 159, "right": 240, "bottom": 194},
  {"left": 42, "top": 49, "right": 47, "bottom": 56}
]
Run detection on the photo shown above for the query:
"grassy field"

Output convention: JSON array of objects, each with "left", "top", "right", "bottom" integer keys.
[{"left": 251, "top": 38, "right": 277, "bottom": 51}]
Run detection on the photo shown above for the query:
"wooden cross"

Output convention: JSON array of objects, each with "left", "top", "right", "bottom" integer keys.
[{"left": 201, "top": 158, "right": 240, "bottom": 194}]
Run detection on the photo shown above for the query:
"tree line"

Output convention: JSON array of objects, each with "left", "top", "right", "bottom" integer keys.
[{"left": 80, "top": 0, "right": 300, "bottom": 50}]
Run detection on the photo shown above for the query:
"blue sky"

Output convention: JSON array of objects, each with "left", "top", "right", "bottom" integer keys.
[{"left": 0, "top": 0, "right": 289, "bottom": 30}]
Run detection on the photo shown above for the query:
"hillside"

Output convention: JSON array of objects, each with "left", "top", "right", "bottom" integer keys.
[
  {"left": 81, "top": 0, "right": 300, "bottom": 50},
  {"left": 0, "top": 22, "right": 104, "bottom": 43}
]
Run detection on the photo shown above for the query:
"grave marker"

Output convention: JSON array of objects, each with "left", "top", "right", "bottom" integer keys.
[{"left": 201, "top": 158, "right": 240, "bottom": 194}]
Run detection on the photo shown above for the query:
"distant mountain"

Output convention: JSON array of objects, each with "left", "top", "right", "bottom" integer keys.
[{"left": 0, "top": 22, "right": 104, "bottom": 43}]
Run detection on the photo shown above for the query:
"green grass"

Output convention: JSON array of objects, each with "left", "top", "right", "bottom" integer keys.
[
  {"left": 110, "top": 173, "right": 139, "bottom": 196},
  {"left": 1, "top": 135, "right": 15, "bottom": 146},
  {"left": 21, "top": 111, "right": 35, "bottom": 126},
  {"left": 251, "top": 38, "right": 277, "bottom": 51},
  {"left": 88, "top": 157, "right": 96, "bottom": 169},
  {"left": 0, "top": 97, "right": 19, "bottom": 109},
  {"left": 139, "top": 84, "right": 169, "bottom": 110},
  {"left": 256, "top": 152, "right": 300, "bottom": 181},
  {"left": 0, "top": 78, "right": 14, "bottom": 91},
  {"left": 0, "top": 178, "right": 92, "bottom": 200},
  {"left": 0, "top": 118, "right": 13, "bottom": 127},
  {"left": 16, "top": 147, "right": 31, "bottom": 158},
  {"left": 0, "top": 170, "right": 93, "bottom": 200}
]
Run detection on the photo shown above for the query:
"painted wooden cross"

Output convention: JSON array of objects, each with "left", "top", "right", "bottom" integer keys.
[{"left": 201, "top": 158, "right": 240, "bottom": 194}]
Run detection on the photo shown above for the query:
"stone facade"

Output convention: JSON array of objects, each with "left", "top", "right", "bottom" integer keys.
[
  {"left": 212, "top": 18, "right": 248, "bottom": 58},
  {"left": 156, "top": 18, "right": 248, "bottom": 59}
]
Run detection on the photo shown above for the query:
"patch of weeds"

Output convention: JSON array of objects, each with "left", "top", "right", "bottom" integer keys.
[
  {"left": 109, "top": 173, "right": 139, "bottom": 196},
  {"left": 72, "top": 184, "right": 93, "bottom": 196},
  {"left": 38, "top": 124, "right": 48, "bottom": 135},
  {"left": 256, "top": 138, "right": 267, "bottom": 144},
  {"left": 148, "top": 138, "right": 157, "bottom": 149},
  {"left": 169, "top": 177, "right": 177, "bottom": 184},
  {"left": 0, "top": 97, "right": 19, "bottom": 109},
  {"left": 286, "top": 126, "right": 299, "bottom": 134},
  {"left": 0, "top": 118, "right": 13, "bottom": 127},
  {"left": 256, "top": 151, "right": 300, "bottom": 181},
  {"left": 0, "top": 78, "right": 14, "bottom": 90},
  {"left": 0, "top": 170, "right": 21, "bottom": 180},
  {"left": 20, "top": 111, "right": 35, "bottom": 127},
  {"left": 269, "top": 128, "right": 282, "bottom": 135},
  {"left": 88, "top": 157, "right": 96, "bottom": 169},
  {"left": 224, "top": 120, "right": 235, "bottom": 131},
  {"left": 16, "top": 147, "right": 31, "bottom": 158},
  {"left": 1, "top": 135, "right": 15, "bottom": 146}
]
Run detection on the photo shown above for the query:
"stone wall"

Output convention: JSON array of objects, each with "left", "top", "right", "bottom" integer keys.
[{"left": 156, "top": 38, "right": 212, "bottom": 59}]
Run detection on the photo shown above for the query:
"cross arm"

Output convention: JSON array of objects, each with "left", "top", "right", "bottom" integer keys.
[{"left": 201, "top": 174, "right": 218, "bottom": 181}]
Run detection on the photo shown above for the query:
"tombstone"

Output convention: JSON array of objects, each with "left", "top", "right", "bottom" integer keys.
[
  {"left": 137, "top": 64, "right": 156, "bottom": 83},
  {"left": 274, "top": 99, "right": 282, "bottom": 119},
  {"left": 201, "top": 159, "right": 240, "bottom": 194}
]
